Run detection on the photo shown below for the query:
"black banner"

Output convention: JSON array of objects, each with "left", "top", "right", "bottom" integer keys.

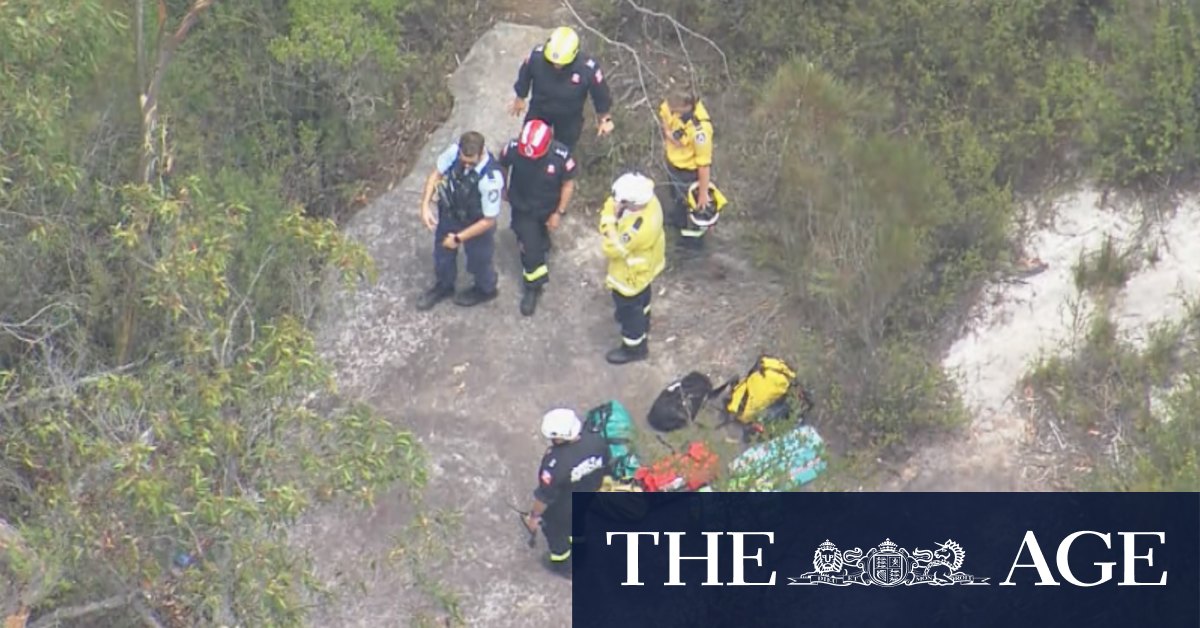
[{"left": 571, "top": 492, "right": 1200, "bottom": 627}]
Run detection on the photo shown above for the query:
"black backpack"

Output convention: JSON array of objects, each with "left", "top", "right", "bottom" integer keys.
[{"left": 647, "top": 372, "right": 717, "bottom": 432}]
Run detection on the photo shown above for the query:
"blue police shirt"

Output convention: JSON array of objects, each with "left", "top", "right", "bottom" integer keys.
[{"left": 436, "top": 143, "right": 503, "bottom": 219}]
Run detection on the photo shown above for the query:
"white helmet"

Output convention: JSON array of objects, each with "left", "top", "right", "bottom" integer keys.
[
  {"left": 541, "top": 408, "right": 582, "bottom": 440},
  {"left": 612, "top": 173, "right": 655, "bottom": 206}
]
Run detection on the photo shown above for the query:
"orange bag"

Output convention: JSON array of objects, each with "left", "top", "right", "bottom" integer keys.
[{"left": 634, "top": 442, "right": 720, "bottom": 492}]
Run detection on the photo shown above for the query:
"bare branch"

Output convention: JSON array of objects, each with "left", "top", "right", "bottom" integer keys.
[
  {"left": 0, "top": 360, "right": 145, "bottom": 415},
  {"left": 130, "top": 594, "right": 166, "bottom": 628},
  {"left": 26, "top": 593, "right": 133, "bottom": 628},
  {"left": 562, "top": 0, "right": 659, "bottom": 127},
  {"left": 0, "top": 302, "right": 72, "bottom": 345},
  {"left": 140, "top": 0, "right": 215, "bottom": 185},
  {"left": 219, "top": 246, "right": 276, "bottom": 366},
  {"left": 622, "top": 0, "right": 733, "bottom": 85}
]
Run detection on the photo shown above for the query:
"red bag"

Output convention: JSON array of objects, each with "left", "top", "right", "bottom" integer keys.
[{"left": 634, "top": 441, "right": 720, "bottom": 492}]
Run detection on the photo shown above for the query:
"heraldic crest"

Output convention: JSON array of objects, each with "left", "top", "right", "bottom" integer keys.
[{"left": 789, "top": 538, "right": 990, "bottom": 586}]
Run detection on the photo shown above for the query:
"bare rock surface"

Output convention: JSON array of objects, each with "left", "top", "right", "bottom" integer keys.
[{"left": 291, "top": 22, "right": 782, "bottom": 627}]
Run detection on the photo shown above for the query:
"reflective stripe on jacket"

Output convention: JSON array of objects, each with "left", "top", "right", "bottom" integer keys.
[{"left": 598, "top": 195, "right": 666, "bottom": 296}]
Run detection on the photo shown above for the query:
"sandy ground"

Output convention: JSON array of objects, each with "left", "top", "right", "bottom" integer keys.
[
  {"left": 289, "top": 22, "right": 785, "bottom": 627},
  {"left": 885, "top": 190, "right": 1200, "bottom": 491}
]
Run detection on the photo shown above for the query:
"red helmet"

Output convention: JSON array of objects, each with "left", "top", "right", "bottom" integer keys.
[{"left": 518, "top": 119, "right": 553, "bottom": 159}]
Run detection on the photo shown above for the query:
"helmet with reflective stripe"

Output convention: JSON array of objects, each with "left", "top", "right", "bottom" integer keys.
[
  {"left": 541, "top": 408, "right": 582, "bottom": 440},
  {"left": 543, "top": 26, "right": 580, "bottom": 66},
  {"left": 612, "top": 172, "right": 655, "bottom": 206},
  {"left": 518, "top": 119, "right": 553, "bottom": 159},
  {"left": 686, "top": 181, "right": 724, "bottom": 226}
]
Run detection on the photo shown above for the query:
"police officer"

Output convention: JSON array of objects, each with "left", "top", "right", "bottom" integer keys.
[
  {"left": 523, "top": 408, "right": 609, "bottom": 578},
  {"left": 598, "top": 172, "right": 666, "bottom": 365},
  {"left": 508, "top": 26, "right": 615, "bottom": 152},
  {"left": 415, "top": 131, "right": 504, "bottom": 311},
  {"left": 659, "top": 84, "right": 718, "bottom": 250},
  {"left": 498, "top": 119, "right": 577, "bottom": 316}
]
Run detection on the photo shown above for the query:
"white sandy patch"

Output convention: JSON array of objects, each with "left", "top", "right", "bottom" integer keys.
[
  {"left": 1112, "top": 198, "right": 1200, "bottom": 349},
  {"left": 890, "top": 189, "right": 1200, "bottom": 489}
]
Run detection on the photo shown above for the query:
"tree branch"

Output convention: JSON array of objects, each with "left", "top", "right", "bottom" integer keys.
[
  {"left": 622, "top": 0, "right": 733, "bottom": 85},
  {"left": 26, "top": 593, "right": 133, "bottom": 628},
  {"left": 139, "top": 0, "right": 214, "bottom": 185},
  {"left": 563, "top": 0, "right": 659, "bottom": 126},
  {"left": 0, "top": 360, "right": 145, "bottom": 415}
]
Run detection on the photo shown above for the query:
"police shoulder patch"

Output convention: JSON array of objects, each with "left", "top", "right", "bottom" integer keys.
[
  {"left": 695, "top": 131, "right": 707, "bottom": 144},
  {"left": 488, "top": 189, "right": 500, "bottom": 203},
  {"left": 540, "top": 470, "right": 553, "bottom": 485},
  {"left": 565, "top": 157, "right": 576, "bottom": 171}
]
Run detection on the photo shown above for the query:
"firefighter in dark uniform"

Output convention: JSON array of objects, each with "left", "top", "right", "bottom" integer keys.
[
  {"left": 659, "top": 84, "right": 723, "bottom": 250},
  {"left": 415, "top": 131, "right": 504, "bottom": 311},
  {"left": 498, "top": 119, "right": 577, "bottom": 316},
  {"left": 522, "top": 408, "right": 610, "bottom": 578},
  {"left": 508, "top": 26, "right": 615, "bottom": 152}
]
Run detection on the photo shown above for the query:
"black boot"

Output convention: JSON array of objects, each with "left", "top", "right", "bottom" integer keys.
[
  {"left": 453, "top": 285, "right": 498, "bottom": 307},
  {"left": 520, "top": 285, "right": 542, "bottom": 316},
  {"left": 606, "top": 341, "right": 648, "bottom": 365},
  {"left": 415, "top": 284, "right": 453, "bottom": 311},
  {"left": 543, "top": 556, "right": 572, "bottom": 580}
]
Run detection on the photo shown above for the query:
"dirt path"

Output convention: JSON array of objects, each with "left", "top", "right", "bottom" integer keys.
[{"left": 290, "top": 22, "right": 783, "bottom": 627}]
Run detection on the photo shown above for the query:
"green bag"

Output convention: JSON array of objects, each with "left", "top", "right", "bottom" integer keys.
[
  {"left": 584, "top": 400, "right": 641, "bottom": 480},
  {"left": 726, "top": 425, "right": 826, "bottom": 491}
]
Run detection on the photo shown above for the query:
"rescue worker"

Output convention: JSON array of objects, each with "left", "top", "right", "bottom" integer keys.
[
  {"left": 659, "top": 84, "right": 717, "bottom": 249},
  {"left": 598, "top": 172, "right": 666, "bottom": 365},
  {"left": 508, "top": 26, "right": 615, "bottom": 152},
  {"left": 498, "top": 119, "right": 577, "bottom": 316},
  {"left": 523, "top": 408, "right": 610, "bottom": 578},
  {"left": 415, "top": 131, "right": 504, "bottom": 311}
]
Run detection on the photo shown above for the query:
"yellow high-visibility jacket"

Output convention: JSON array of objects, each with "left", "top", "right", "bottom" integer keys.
[
  {"left": 659, "top": 99, "right": 714, "bottom": 171},
  {"left": 598, "top": 195, "right": 666, "bottom": 296}
]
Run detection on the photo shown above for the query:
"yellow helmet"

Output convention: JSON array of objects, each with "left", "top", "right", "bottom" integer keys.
[
  {"left": 543, "top": 27, "right": 580, "bottom": 66},
  {"left": 686, "top": 181, "right": 729, "bottom": 227}
]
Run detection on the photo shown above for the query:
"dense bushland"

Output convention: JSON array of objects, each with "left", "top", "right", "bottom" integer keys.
[
  {"left": 581, "top": 0, "right": 1200, "bottom": 458},
  {"left": 1, "top": 0, "right": 490, "bottom": 625}
]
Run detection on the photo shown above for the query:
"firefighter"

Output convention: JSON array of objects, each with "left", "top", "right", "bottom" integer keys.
[
  {"left": 508, "top": 26, "right": 615, "bottom": 152},
  {"left": 498, "top": 119, "right": 577, "bottom": 316},
  {"left": 523, "top": 408, "right": 610, "bottom": 579},
  {"left": 598, "top": 172, "right": 666, "bottom": 365},
  {"left": 415, "top": 131, "right": 503, "bottom": 311},
  {"left": 659, "top": 84, "right": 719, "bottom": 250}
]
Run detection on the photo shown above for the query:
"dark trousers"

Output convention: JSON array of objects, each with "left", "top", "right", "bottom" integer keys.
[
  {"left": 527, "top": 110, "right": 583, "bottom": 152},
  {"left": 434, "top": 217, "right": 496, "bottom": 293},
  {"left": 511, "top": 206, "right": 553, "bottom": 288},
  {"left": 542, "top": 497, "right": 572, "bottom": 562},
  {"left": 665, "top": 165, "right": 705, "bottom": 242},
  {"left": 612, "top": 287, "right": 652, "bottom": 347}
]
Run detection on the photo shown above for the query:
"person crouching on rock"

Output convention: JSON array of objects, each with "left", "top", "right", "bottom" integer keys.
[
  {"left": 598, "top": 172, "right": 666, "bottom": 365},
  {"left": 523, "top": 408, "right": 610, "bottom": 579},
  {"left": 415, "top": 131, "right": 503, "bottom": 311}
]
